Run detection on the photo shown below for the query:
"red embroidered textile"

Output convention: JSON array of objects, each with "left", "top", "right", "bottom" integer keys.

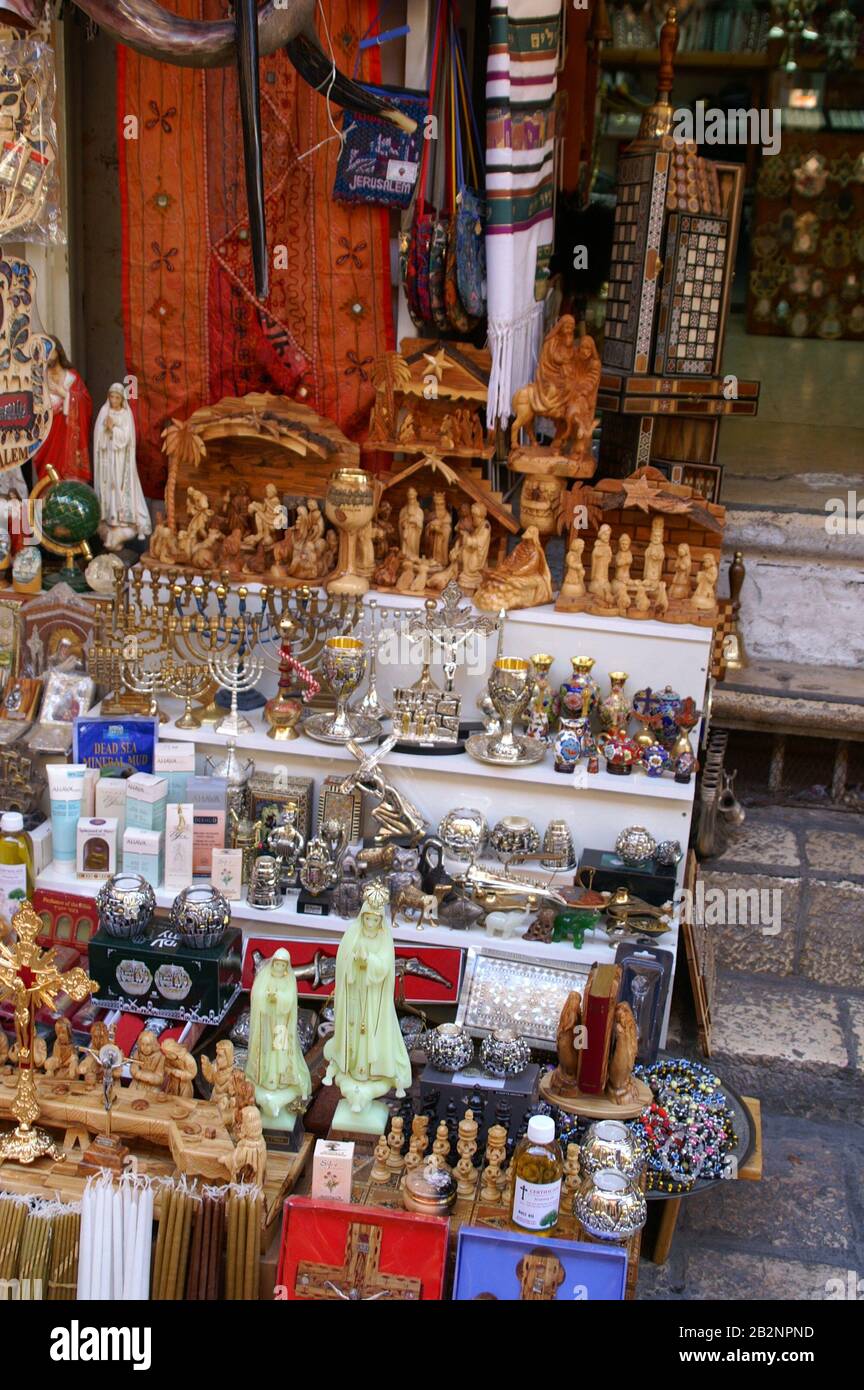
[{"left": 118, "top": 1, "right": 395, "bottom": 497}]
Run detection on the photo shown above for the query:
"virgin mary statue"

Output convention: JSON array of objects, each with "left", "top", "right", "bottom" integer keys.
[
  {"left": 246, "top": 948, "right": 311, "bottom": 1130},
  {"left": 323, "top": 880, "right": 411, "bottom": 1133},
  {"left": 93, "top": 383, "right": 152, "bottom": 551}
]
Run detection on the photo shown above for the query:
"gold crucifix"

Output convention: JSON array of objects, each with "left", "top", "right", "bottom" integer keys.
[
  {"left": 295, "top": 1222, "right": 422, "bottom": 1301},
  {"left": 0, "top": 899, "right": 98, "bottom": 1164}
]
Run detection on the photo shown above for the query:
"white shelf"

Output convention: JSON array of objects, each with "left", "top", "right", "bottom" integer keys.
[
  {"left": 37, "top": 860, "right": 679, "bottom": 974},
  {"left": 148, "top": 699, "right": 695, "bottom": 804}
]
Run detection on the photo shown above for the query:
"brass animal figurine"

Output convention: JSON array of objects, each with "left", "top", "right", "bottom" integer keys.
[{"left": 392, "top": 884, "right": 439, "bottom": 931}]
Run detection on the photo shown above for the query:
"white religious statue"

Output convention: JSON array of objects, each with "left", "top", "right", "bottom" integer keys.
[
  {"left": 245, "top": 947, "right": 311, "bottom": 1130},
  {"left": 93, "top": 383, "right": 152, "bottom": 551},
  {"left": 322, "top": 879, "right": 412, "bottom": 1134}
]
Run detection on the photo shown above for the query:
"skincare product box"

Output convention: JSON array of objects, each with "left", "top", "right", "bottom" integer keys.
[
  {"left": 155, "top": 741, "right": 197, "bottom": 803},
  {"left": 27, "top": 819, "right": 53, "bottom": 875},
  {"left": 126, "top": 773, "right": 168, "bottom": 833},
  {"left": 76, "top": 817, "right": 118, "bottom": 880},
  {"left": 164, "top": 803, "right": 194, "bottom": 891},
  {"left": 311, "top": 1138, "right": 355, "bottom": 1203},
  {"left": 123, "top": 827, "right": 164, "bottom": 890},
  {"left": 211, "top": 846, "right": 243, "bottom": 901},
  {"left": 95, "top": 775, "right": 128, "bottom": 835},
  {"left": 188, "top": 776, "right": 227, "bottom": 877}
]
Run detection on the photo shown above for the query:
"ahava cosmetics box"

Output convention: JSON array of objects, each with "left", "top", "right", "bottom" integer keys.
[{"left": 87, "top": 925, "right": 243, "bottom": 1024}]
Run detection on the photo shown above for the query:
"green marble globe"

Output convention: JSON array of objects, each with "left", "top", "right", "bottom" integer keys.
[{"left": 39, "top": 479, "right": 101, "bottom": 549}]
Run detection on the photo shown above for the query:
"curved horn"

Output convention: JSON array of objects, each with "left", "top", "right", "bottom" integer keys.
[
  {"left": 71, "top": 0, "right": 313, "bottom": 69},
  {"left": 235, "top": 0, "right": 268, "bottom": 300}
]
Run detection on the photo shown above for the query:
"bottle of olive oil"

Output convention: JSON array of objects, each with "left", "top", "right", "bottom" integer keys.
[
  {"left": 510, "top": 1114, "right": 563, "bottom": 1232},
  {"left": 0, "top": 811, "right": 34, "bottom": 927}
]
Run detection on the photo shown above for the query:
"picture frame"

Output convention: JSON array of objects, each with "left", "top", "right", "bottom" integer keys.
[
  {"left": 316, "top": 774, "right": 362, "bottom": 842},
  {"left": 453, "top": 1225, "right": 628, "bottom": 1301},
  {"left": 276, "top": 1197, "right": 449, "bottom": 1302},
  {"left": 456, "top": 947, "right": 590, "bottom": 1050},
  {"left": 0, "top": 674, "right": 41, "bottom": 721},
  {"left": 38, "top": 669, "right": 95, "bottom": 725}
]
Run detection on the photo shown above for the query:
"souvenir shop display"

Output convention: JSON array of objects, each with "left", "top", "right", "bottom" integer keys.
[{"left": 0, "top": 5, "right": 763, "bottom": 1309}]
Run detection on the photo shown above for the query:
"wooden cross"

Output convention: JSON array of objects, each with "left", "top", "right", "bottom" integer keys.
[
  {"left": 295, "top": 1222, "right": 422, "bottom": 1301},
  {"left": 0, "top": 899, "right": 98, "bottom": 1163}
]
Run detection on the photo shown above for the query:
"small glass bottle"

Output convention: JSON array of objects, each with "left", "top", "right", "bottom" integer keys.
[
  {"left": 0, "top": 810, "right": 35, "bottom": 927},
  {"left": 510, "top": 1114, "right": 564, "bottom": 1232}
]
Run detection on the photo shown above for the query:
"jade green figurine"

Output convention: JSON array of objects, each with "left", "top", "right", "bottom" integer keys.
[
  {"left": 245, "top": 947, "right": 311, "bottom": 1130},
  {"left": 323, "top": 879, "right": 412, "bottom": 1134}
]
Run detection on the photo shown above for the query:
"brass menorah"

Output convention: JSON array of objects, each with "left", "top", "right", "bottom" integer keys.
[{"left": 89, "top": 567, "right": 364, "bottom": 720}]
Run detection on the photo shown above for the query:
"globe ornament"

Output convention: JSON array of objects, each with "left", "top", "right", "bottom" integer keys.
[{"left": 31, "top": 464, "right": 101, "bottom": 592}]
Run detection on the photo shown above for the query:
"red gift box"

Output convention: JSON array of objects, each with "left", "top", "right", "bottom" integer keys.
[
  {"left": 242, "top": 937, "right": 463, "bottom": 1004},
  {"left": 276, "top": 1196, "right": 449, "bottom": 1302}
]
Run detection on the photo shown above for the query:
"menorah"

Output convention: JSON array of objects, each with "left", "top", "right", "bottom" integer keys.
[
  {"left": 208, "top": 651, "right": 265, "bottom": 736},
  {"left": 89, "top": 568, "right": 365, "bottom": 723}
]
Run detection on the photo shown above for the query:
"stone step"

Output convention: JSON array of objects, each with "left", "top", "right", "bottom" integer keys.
[
  {"left": 674, "top": 806, "right": 864, "bottom": 1121},
  {"left": 721, "top": 505, "right": 864, "bottom": 670},
  {"left": 713, "top": 658, "right": 864, "bottom": 742}
]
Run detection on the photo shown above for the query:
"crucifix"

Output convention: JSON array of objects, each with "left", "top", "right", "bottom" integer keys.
[
  {"left": 406, "top": 583, "right": 500, "bottom": 695},
  {"left": 295, "top": 1223, "right": 421, "bottom": 1301},
  {"left": 0, "top": 899, "right": 98, "bottom": 1164}
]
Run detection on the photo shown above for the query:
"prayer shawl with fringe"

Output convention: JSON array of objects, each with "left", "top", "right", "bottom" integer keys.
[{"left": 485, "top": 0, "right": 561, "bottom": 427}]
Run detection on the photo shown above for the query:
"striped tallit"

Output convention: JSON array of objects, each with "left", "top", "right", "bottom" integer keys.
[{"left": 485, "top": 0, "right": 562, "bottom": 427}]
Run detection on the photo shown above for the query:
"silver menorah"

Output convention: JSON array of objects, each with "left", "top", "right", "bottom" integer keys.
[{"left": 208, "top": 651, "right": 265, "bottom": 736}]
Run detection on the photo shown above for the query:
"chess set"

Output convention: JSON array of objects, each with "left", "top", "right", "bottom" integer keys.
[
  {"left": 597, "top": 10, "right": 759, "bottom": 504},
  {"left": 345, "top": 1112, "right": 642, "bottom": 1300}
]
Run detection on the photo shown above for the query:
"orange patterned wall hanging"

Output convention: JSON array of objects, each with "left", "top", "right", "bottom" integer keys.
[{"left": 118, "top": 0, "right": 395, "bottom": 497}]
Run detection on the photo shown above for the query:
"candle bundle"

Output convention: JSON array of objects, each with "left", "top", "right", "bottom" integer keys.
[
  {"left": 17, "top": 1211, "right": 54, "bottom": 1298},
  {"left": 151, "top": 1181, "right": 197, "bottom": 1301},
  {"left": 0, "top": 1195, "right": 28, "bottom": 1280},
  {"left": 77, "top": 1173, "right": 154, "bottom": 1300},
  {"left": 46, "top": 1210, "right": 81, "bottom": 1301},
  {"left": 225, "top": 1187, "right": 263, "bottom": 1301},
  {"left": 185, "top": 1190, "right": 226, "bottom": 1300}
]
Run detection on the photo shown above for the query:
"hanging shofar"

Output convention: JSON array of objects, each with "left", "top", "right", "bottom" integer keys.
[{"left": 67, "top": 0, "right": 416, "bottom": 300}]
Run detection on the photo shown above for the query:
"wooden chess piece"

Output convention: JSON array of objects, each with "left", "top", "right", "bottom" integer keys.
[
  {"left": 386, "top": 1115, "right": 406, "bottom": 1172},
  {"left": 454, "top": 1108, "right": 479, "bottom": 1198},
  {"left": 431, "top": 1120, "right": 451, "bottom": 1171},
  {"left": 562, "top": 1142, "right": 581, "bottom": 1199},
  {"left": 400, "top": 1136, "right": 424, "bottom": 1187},
  {"left": 479, "top": 1124, "right": 508, "bottom": 1204},
  {"left": 371, "top": 1134, "right": 391, "bottom": 1183},
  {"left": 411, "top": 1113, "right": 430, "bottom": 1158}
]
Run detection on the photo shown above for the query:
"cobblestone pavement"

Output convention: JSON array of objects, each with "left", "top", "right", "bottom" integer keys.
[{"left": 637, "top": 805, "right": 864, "bottom": 1301}]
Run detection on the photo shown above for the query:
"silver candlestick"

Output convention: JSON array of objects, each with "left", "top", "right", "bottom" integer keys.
[
  {"left": 355, "top": 598, "right": 391, "bottom": 721},
  {"left": 208, "top": 651, "right": 264, "bottom": 736}
]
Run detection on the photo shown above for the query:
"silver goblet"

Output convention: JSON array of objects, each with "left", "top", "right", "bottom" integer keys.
[
  {"left": 304, "top": 635, "right": 382, "bottom": 744},
  {"left": 466, "top": 658, "right": 546, "bottom": 765}
]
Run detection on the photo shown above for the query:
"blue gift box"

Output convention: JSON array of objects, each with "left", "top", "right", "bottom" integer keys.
[{"left": 453, "top": 1225, "right": 628, "bottom": 1301}]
